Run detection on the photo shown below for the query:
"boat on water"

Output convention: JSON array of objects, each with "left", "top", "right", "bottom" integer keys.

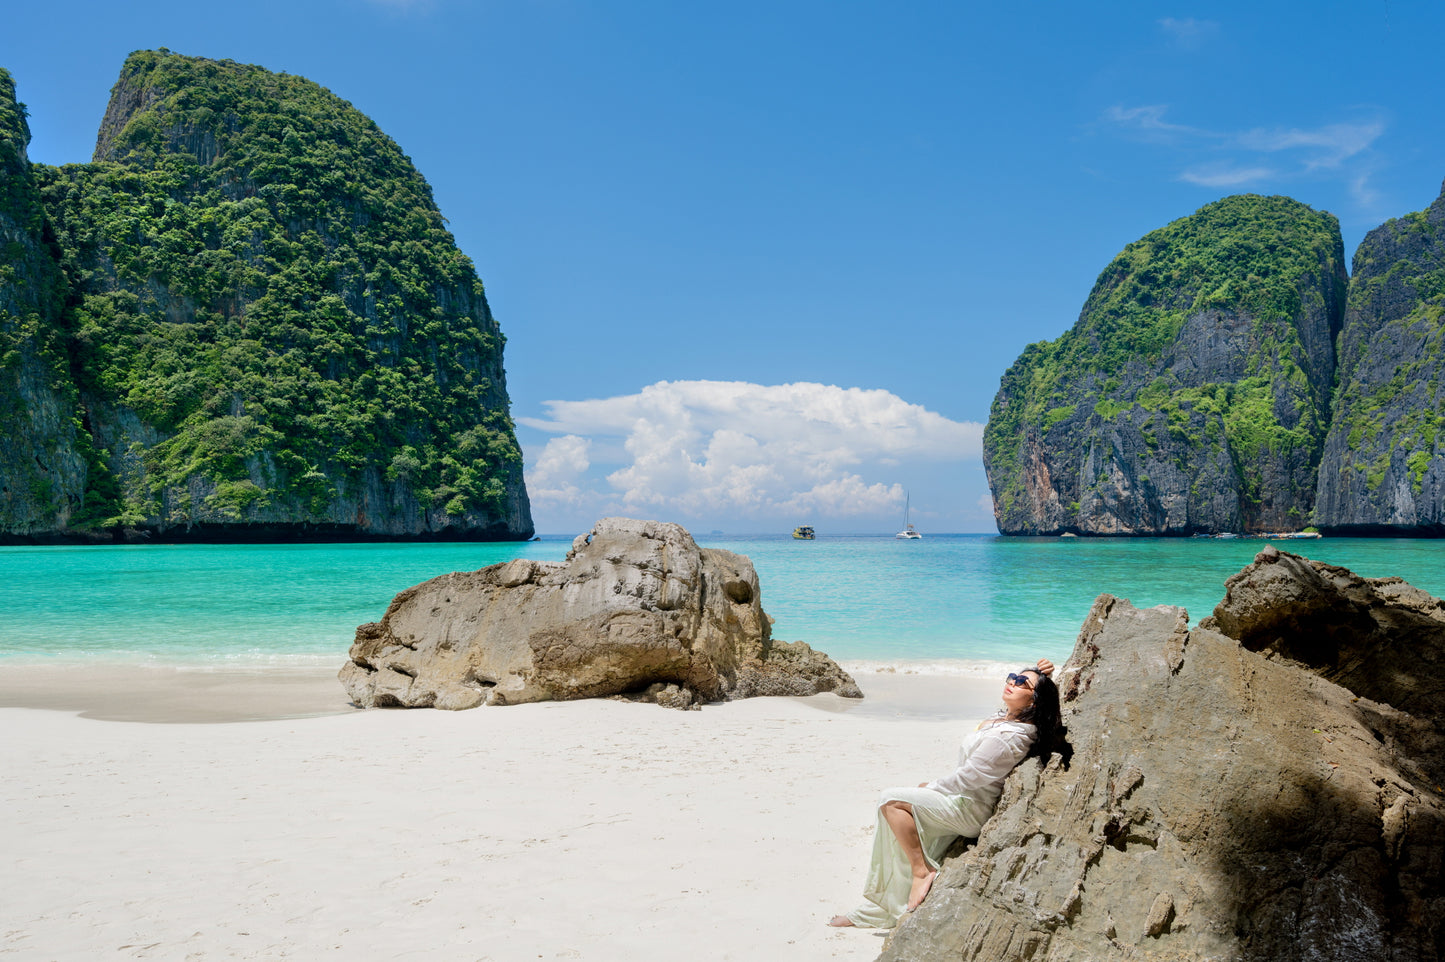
[
  {"left": 895, "top": 494, "right": 922, "bottom": 539},
  {"left": 792, "top": 525, "right": 815, "bottom": 540}
]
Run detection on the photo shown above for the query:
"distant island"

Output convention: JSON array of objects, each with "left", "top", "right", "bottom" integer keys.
[
  {"left": 985, "top": 186, "right": 1445, "bottom": 537},
  {"left": 0, "top": 50, "right": 532, "bottom": 543}
]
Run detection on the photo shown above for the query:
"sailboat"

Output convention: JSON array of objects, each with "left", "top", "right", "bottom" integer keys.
[{"left": 895, "top": 493, "right": 922, "bottom": 539}]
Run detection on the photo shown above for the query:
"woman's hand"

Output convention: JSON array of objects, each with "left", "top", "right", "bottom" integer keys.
[
  {"left": 1036, "top": 658, "right": 1056, "bottom": 678},
  {"left": 918, "top": 782, "right": 929, "bottom": 788}
]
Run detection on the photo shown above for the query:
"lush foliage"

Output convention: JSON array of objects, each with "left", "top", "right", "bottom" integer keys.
[
  {"left": 0, "top": 67, "right": 66, "bottom": 351},
  {"left": 31, "top": 50, "right": 524, "bottom": 529},
  {"left": 0, "top": 68, "right": 107, "bottom": 529},
  {"left": 1328, "top": 210, "right": 1445, "bottom": 499},
  {"left": 985, "top": 195, "right": 1346, "bottom": 531}
]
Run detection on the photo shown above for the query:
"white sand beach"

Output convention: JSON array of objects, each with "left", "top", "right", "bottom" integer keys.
[{"left": 1, "top": 668, "right": 1004, "bottom": 962}]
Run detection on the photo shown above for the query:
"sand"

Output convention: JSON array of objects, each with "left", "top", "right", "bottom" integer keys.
[{"left": 1, "top": 668, "right": 1005, "bottom": 962}]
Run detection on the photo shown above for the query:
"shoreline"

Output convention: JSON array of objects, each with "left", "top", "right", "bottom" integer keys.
[
  {"left": 0, "top": 661, "right": 1006, "bottom": 724},
  {"left": 3, "top": 670, "right": 1003, "bottom": 961}
]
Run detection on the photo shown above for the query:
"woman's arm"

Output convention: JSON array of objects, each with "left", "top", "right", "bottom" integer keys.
[{"left": 925, "top": 731, "right": 1029, "bottom": 796}]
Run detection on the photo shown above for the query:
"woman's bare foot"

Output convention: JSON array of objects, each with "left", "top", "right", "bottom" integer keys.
[
  {"left": 906, "top": 870, "right": 938, "bottom": 911},
  {"left": 828, "top": 915, "right": 855, "bottom": 927}
]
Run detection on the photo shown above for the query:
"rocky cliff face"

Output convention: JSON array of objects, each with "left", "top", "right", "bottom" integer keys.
[
  {"left": 878, "top": 548, "right": 1443, "bottom": 962},
  {"left": 0, "top": 51, "right": 532, "bottom": 541},
  {"left": 0, "top": 69, "right": 89, "bottom": 537},
  {"left": 1314, "top": 180, "right": 1445, "bottom": 533},
  {"left": 985, "top": 195, "right": 1346, "bottom": 536}
]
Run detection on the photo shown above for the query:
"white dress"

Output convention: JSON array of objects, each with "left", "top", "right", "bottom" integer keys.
[{"left": 845, "top": 719, "right": 1037, "bottom": 928}]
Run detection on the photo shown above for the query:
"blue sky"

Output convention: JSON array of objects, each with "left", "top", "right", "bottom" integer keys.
[{"left": 3, "top": 1, "right": 1439, "bottom": 534}]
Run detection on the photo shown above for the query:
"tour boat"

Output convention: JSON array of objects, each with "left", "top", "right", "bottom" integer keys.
[{"left": 792, "top": 525, "right": 815, "bottom": 540}]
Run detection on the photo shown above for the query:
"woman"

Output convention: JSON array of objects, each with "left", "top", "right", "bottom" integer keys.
[{"left": 829, "top": 658, "right": 1062, "bottom": 929}]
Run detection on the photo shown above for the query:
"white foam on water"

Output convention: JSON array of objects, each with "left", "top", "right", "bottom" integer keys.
[{"left": 838, "top": 658, "right": 1027, "bottom": 678}]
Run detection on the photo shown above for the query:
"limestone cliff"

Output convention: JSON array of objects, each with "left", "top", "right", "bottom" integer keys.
[
  {"left": 1315, "top": 179, "right": 1445, "bottom": 533},
  {"left": 0, "top": 69, "right": 89, "bottom": 537},
  {"left": 984, "top": 195, "right": 1346, "bottom": 535},
  {"left": 1, "top": 50, "right": 532, "bottom": 541}
]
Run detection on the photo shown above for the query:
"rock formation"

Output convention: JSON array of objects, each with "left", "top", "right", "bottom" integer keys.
[
  {"left": 1315, "top": 179, "right": 1445, "bottom": 534},
  {"left": 0, "top": 51, "right": 532, "bottom": 542},
  {"left": 878, "top": 547, "right": 1443, "bottom": 962},
  {"left": 339, "top": 517, "right": 862, "bottom": 709},
  {"left": 985, "top": 195, "right": 1347, "bottom": 536},
  {"left": 0, "top": 69, "right": 90, "bottom": 536}
]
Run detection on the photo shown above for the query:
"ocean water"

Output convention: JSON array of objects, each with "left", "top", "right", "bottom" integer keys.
[{"left": 5, "top": 534, "right": 1445, "bottom": 675}]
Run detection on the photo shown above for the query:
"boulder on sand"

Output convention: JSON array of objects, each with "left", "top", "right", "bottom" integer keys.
[
  {"left": 879, "top": 547, "right": 1444, "bottom": 962},
  {"left": 338, "top": 517, "right": 862, "bottom": 710}
]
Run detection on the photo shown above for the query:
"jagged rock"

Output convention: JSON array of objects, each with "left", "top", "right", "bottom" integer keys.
[
  {"left": 1201, "top": 547, "right": 1445, "bottom": 770},
  {"left": 1316, "top": 178, "right": 1445, "bottom": 534},
  {"left": 338, "top": 517, "right": 862, "bottom": 710},
  {"left": 879, "top": 552, "right": 1444, "bottom": 962},
  {"left": 984, "top": 195, "right": 1346, "bottom": 536}
]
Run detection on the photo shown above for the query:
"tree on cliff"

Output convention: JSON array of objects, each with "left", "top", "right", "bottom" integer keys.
[
  {"left": 1314, "top": 180, "right": 1445, "bottom": 533},
  {"left": 0, "top": 50, "right": 532, "bottom": 541},
  {"left": 984, "top": 194, "right": 1346, "bottom": 536}
]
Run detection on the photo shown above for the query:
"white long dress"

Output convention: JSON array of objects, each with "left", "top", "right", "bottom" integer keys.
[{"left": 845, "top": 719, "right": 1037, "bottom": 929}]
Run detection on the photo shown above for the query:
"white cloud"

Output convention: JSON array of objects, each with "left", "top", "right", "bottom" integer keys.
[
  {"left": 1350, "top": 171, "right": 1380, "bottom": 207},
  {"left": 362, "top": 0, "right": 436, "bottom": 12},
  {"left": 1158, "top": 17, "right": 1220, "bottom": 46},
  {"left": 525, "top": 435, "right": 592, "bottom": 506},
  {"left": 1233, "top": 121, "right": 1383, "bottom": 170},
  {"left": 1179, "top": 164, "right": 1277, "bottom": 188},
  {"left": 1104, "top": 106, "right": 1386, "bottom": 197},
  {"left": 1107, "top": 105, "right": 1181, "bottom": 130},
  {"left": 1103, "top": 105, "right": 1208, "bottom": 138},
  {"left": 521, "top": 380, "right": 981, "bottom": 520}
]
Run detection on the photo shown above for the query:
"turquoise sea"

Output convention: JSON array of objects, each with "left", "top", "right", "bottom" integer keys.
[{"left": 5, "top": 534, "right": 1445, "bottom": 674}]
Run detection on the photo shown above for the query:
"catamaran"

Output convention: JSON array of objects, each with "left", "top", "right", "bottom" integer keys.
[{"left": 895, "top": 494, "right": 922, "bottom": 539}]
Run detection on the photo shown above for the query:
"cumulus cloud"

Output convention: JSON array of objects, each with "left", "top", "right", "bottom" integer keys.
[
  {"left": 526, "top": 435, "right": 592, "bottom": 506},
  {"left": 521, "top": 380, "right": 981, "bottom": 520}
]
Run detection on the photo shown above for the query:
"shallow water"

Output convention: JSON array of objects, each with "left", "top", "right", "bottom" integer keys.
[{"left": 4, "top": 533, "right": 1443, "bottom": 674}]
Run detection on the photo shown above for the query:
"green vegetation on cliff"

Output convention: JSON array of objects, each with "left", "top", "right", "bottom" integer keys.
[
  {"left": 985, "top": 195, "right": 1346, "bottom": 534},
  {"left": 0, "top": 68, "right": 66, "bottom": 374},
  {"left": 0, "top": 51, "right": 531, "bottom": 539},
  {"left": 0, "top": 68, "right": 95, "bottom": 532},
  {"left": 1315, "top": 189, "right": 1445, "bottom": 526}
]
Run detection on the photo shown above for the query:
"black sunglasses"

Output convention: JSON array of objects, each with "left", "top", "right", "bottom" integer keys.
[{"left": 1006, "top": 672, "right": 1036, "bottom": 691}]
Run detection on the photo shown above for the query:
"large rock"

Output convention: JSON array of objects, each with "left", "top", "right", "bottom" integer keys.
[
  {"left": 1202, "top": 544, "right": 1445, "bottom": 736},
  {"left": 338, "top": 517, "right": 862, "bottom": 710},
  {"left": 879, "top": 549, "right": 1444, "bottom": 962}
]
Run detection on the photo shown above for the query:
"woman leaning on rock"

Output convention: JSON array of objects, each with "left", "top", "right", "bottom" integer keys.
[{"left": 830, "top": 658, "right": 1062, "bottom": 929}]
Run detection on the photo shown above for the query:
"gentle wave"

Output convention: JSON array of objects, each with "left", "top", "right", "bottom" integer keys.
[{"left": 839, "top": 658, "right": 1032, "bottom": 678}]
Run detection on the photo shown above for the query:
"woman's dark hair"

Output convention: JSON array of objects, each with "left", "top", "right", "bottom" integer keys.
[{"left": 1016, "top": 670, "right": 1069, "bottom": 767}]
